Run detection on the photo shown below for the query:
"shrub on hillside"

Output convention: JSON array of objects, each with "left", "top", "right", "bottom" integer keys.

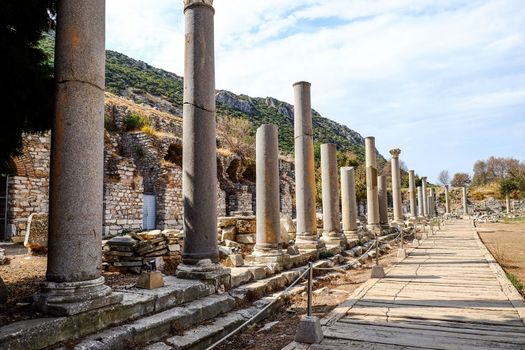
[{"left": 124, "top": 112, "right": 149, "bottom": 131}]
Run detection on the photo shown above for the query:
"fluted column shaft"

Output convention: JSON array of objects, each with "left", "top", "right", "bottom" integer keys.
[{"left": 365, "top": 137, "right": 380, "bottom": 230}]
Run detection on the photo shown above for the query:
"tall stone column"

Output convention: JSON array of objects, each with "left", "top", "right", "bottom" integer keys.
[
  {"left": 421, "top": 177, "right": 428, "bottom": 216},
  {"left": 365, "top": 137, "right": 380, "bottom": 232},
  {"left": 33, "top": 0, "right": 121, "bottom": 316},
  {"left": 293, "top": 81, "right": 324, "bottom": 250},
  {"left": 462, "top": 186, "right": 469, "bottom": 215},
  {"left": 320, "top": 144, "right": 345, "bottom": 247},
  {"left": 341, "top": 167, "right": 358, "bottom": 241},
  {"left": 417, "top": 186, "right": 424, "bottom": 217},
  {"left": 506, "top": 193, "right": 511, "bottom": 214},
  {"left": 378, "top": 175, "right": 389, "bottom": 228},
  {"left": 444, "top": 185, "right": 450, "bottom": 214},
  {"left": 253, "top": 124, "right": 285, "bottom": 265},
  {"left": 429, "top": 188, "right": 436, "bottom": 217},
  {"left": 389, "top": 149, "right": 403, "bottom": 223},
  {"left": 176, "top": 0, "right": 229, "bottom": 287},
  {"left": 408, "top": 170, "right": 417, "bottom": 218}
]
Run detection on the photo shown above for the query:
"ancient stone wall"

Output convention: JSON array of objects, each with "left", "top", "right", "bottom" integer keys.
[{"left": 5, "top": 96, "right": 297, "bottom": 239}]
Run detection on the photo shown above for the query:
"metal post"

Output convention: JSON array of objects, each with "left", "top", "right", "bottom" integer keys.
[
  {"left": 307, "top": 262, "right": 313, "bottom": 316},
  {"left": 375, "top": 235, "right": 379, "bottom": 266},
  {"left": 400, "top": 226, "right": 404, "bottom": 249}
]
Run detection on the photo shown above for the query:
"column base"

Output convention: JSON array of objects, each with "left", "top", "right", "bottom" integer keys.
[
  {"left": 33, "top": 276, "right": 122, "bottom": 316},
  {"left": 366, "top": 225, "right": 383, "bottom": 236},
  {"left": 176, "top": 259, "right": 231, "bottom": 291},
  {"left": 320, "top": 231, "right": 347, "bottom": 248},
  {"left": 371, "top": 265, "right": 385, "bottom": 278},
  {"left": 295, "top": 234, "right": 326, "bottom": 251},
  {"left": 252, "top": 249, "right": 291, "bottom": 271}
]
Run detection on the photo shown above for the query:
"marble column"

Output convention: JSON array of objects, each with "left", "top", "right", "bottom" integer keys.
[
  {"left": 293, "top": 81, "right": 324, "bottom": 250},
  {"left": 320, "top": 144, "right": 345, "bottom": 246},
  {"left": 429, "top": 188, "right": 436, "bottom": 217},
  {"left": 176, "top": 0, "right": 229, "bottom": 287},
  {"left": 378, "top": 175, "right": 389, "bottom": 228},
  {"left": 33, "top": 0, "right": 121, "bottom": 316},
  {"left": 365, "top": 137, "right": 380, "bottom": 232},
  {"left": 341, "top": 167, "right": 358, "bottom": 241},
  {"left": 421, "top": 177, "right": 428, "bottom": 216},
  {"left": 253, "top": 124, "right": 285, "bottom": 265},
  {"left": 408, "top": 170, "right": 417, "bottom": 218},
  {"left": 444, "top": 185, "right": 450, "bottom": 214},
  {"left": 390, "top": 149, "right": 403, "bottom": 224},
  {"left": 462, "top": 186, "right": 468, "bottom": 215},
  {"left": 506, "top": 193, "right": 511, "bottom": 214},
  {"left": 417, "top": 186, "right": 424, "bottom": 217}
]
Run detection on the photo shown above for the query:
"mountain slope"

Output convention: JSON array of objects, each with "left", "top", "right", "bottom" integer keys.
[{"left": 40, "top": 33, "right": 384, "bottom": 164}]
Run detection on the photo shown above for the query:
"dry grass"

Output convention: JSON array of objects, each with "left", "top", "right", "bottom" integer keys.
[
  {"left": 470, "top": 183, "right": 499, "bottom": 200},
  {"left": 141, "top": 124, "right": 159, "bottom": 137},
  {"left": 217, "top": 147, "right": 233, "bottom": 157}
]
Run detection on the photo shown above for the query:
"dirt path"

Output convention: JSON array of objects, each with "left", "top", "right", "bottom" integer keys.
[
  {"left": 478, "top": 220, "right": 525, "bottom": 294},
  {"left": 215, "top": 250, "right": 401, "bottom": 350}
]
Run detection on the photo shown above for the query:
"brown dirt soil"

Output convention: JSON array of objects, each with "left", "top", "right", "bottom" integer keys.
[
  {"left": 215, "top": 249, "right": 401, "bottom": 350},
  {"left": 0, "top": 248, "right": 140, "bottom": 326},
  {"left": 478, "top": 221, "right": 525, "bottom": 295}
]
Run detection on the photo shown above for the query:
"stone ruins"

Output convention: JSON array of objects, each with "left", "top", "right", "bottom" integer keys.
[{"left": 1, "top": 1, "right": 524, "bottom": 349}]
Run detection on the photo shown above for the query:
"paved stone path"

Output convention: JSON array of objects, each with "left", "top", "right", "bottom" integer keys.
[{"left": 285, "top": 219, "right": 525, "bottom": 349}]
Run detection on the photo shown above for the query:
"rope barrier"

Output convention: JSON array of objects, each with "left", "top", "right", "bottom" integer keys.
[
  {"left": 206, "top": 227, "right": 407, "bottom": 349},
  {"left": 205, "top": 267, "right": 310, "bottom": 350}
]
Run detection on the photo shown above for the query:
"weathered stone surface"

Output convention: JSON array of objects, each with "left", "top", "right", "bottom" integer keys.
[
  {"left": 144, "top": 342, "right": 171, "bottom": 350},
  {"left": 0, "top": 248, "right": 5, "bottom": 265},
  {"left": 24, "top": 213, "right": 48, "bottom": 253},
  {"left": 229, "top": 254, "right": 244, "bottom": 267},
  {"left": 236, "top": 234, "right": 256, "bottom": 244},
  {"left": 136, "top": 272, "right": 164, "bottom": 290},
  {"left": 295, "top": 316, "right": 324, "bottom": 344},
  {"left": 236, "top": 219, "right": 256, "bottom": 234},
  {"left": 230, "top": 267, "right": 253, "bottom": 287},
  {"left": 221, "top": 226, "right": 237, "bottom": 241}
]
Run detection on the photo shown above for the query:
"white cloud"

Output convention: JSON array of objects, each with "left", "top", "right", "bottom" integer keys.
[{"left": 106, "top": 0, "right": 525, "bottom": 182}]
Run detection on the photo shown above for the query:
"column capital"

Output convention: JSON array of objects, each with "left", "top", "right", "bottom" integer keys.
[
  {"left": 389, "top": 148, "right": 401, "bottom": 158},
  {"left": 184, "top": 0, "right": 214, "bottom": 11},
  {"left": 421, "top": 176, "right": 427, "bottom": 181}
]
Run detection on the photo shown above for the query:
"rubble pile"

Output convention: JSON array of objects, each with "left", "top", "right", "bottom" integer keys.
[{"left": 102, "top": 229, "right": 182, "bottom": 274}]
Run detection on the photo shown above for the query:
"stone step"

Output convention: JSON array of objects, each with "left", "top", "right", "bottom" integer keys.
[
  {"left": 73, "top": 293, "right": 236, "bottom": 350},
  {"left": 0, "top": 277, "right": 215, "bottom": 350}
]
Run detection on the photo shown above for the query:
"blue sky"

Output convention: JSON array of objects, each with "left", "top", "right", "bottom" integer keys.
[{"left": 106, "top": 0, "right": 525, "bottom": 183}]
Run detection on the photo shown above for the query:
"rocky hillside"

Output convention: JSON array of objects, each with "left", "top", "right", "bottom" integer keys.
[{"left": 41, "top": 34, "right": 384, "bottom": 163}]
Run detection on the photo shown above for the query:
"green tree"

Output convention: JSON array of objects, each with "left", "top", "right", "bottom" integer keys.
[{"left": 1, "top": 0, "right": 56, "bottom": 172}]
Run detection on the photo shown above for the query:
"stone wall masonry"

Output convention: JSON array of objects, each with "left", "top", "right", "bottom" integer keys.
[{"left": 7, "top": 98, "right": 297, "bottom": 240}]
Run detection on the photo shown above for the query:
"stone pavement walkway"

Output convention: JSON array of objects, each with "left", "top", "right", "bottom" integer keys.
[{"left": 284, "top": 219, "right": 525, "bottom": 349}]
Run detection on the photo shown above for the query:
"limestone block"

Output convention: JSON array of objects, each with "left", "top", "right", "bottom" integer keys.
[
  {"left": 286, "top": 245, "right": 300, "bottom": 255},
  {"left": 24, "top": 213, "right": 48, "bottom": 253},
  {"left": 218, "top": 217, "right": 237, "bottom": 228},
  {"left": 295, "top": 316, "right": 324, "bottom": 344},
  {"left": 236, "top": 219, "right": 256, "bottom": 233},
  {"left": 0, "top": 248, "right": 6, "bottom": 265},
  {"left": 168, "top": 244, "right": 181, "bottom": 252},
  {"left": 228, "top": 254, "right": 244, "bottom": 267},
  {"left": 221, "top": 226, "right": 237, "bottom": 241},
  {"left": 136, "top": 271, "right": 164, "bottom": 289},
  {"left": 236, "top": 234, "right": 256, "bottom": 244}
]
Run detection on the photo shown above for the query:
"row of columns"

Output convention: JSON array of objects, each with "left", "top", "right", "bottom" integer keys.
[{"left": 36, "top": 0, "right": 471, "bottom": 316}]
